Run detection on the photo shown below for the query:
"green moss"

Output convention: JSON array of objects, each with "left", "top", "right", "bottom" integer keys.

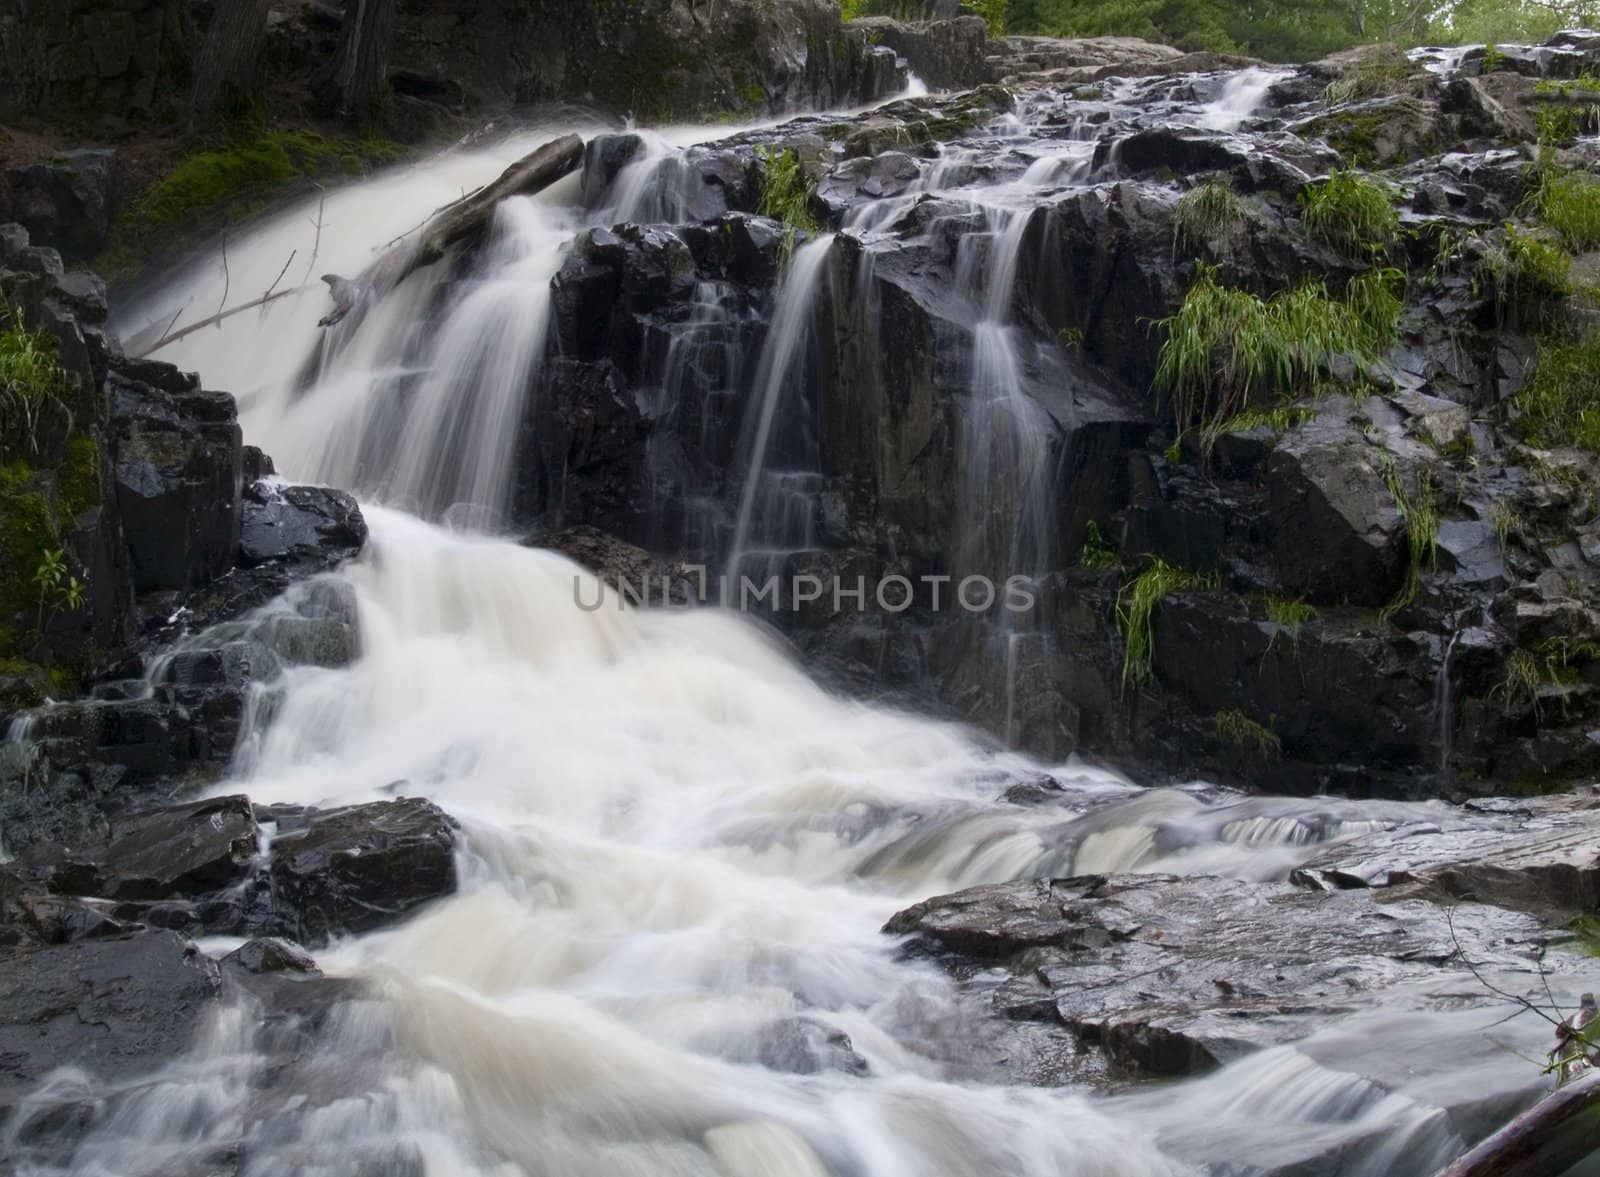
[
  {"left": 100, "top": 130, "right": 404, "bottom": 279},
  {"left": 57, "top": 434, "right": 99, "bottom": 520},
  {"left": 0, "top": 481, "right": 58, "bottom": 645}
]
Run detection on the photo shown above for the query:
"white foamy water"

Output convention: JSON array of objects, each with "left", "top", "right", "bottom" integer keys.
[{"left": 44, "top": 80, "right": 1598, "bottom": 1176}]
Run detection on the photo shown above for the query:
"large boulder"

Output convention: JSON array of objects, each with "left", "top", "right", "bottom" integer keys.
[
  {"left": 1, "top": 149, "right": 118, "bottom": 262},
  {"left": 268, "top": 798, "right": 458, "bottom": 945}
]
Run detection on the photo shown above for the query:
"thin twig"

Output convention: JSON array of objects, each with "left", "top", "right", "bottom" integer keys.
[
  {"left": 301, "top": 194, "right": 327, "bottom": 287},
  {"left": 377, "top": 187, "right": 485, "bottom": 254},
  {"left": 262, "top": 250, "right": 297, "bottom": 304},
  {"left": 217, "top": 233, "right": 230, "bottom": 320},
  {"left": 1446, "top": 906, "right": 1564, "bottom": 1028},
  {"left": 134, "top": 287, "right": 310, "bottom": 359}
]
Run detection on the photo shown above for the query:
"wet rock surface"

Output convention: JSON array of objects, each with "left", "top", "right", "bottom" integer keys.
[{"left": 886, "top": 871, "right": 1567, "bottom": 1080}]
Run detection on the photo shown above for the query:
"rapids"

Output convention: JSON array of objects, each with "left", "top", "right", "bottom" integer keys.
[{"left": 42, "top": 75, "right": 1593, "bottom": 1177}]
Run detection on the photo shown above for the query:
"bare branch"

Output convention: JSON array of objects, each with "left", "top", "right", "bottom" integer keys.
[
  {"left": 263, "top": 250, "right": 297, "bottom": 304},
  {"left": 133, "top": 286, "right": 309, "bottom": 359},
  {"left": 216, "top": 233, "right": 231, "bottom": 320},
  {"left": 1445, "top": 906, "right": 1564, "bottom": 1029}
]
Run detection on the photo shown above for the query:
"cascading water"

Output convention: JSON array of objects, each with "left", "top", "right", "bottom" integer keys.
[{"left": 31, "top": 76, "right": 1599, "bottom": 1177}]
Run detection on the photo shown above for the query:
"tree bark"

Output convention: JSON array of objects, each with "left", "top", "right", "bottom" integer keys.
[
  {"left": 1431, "top": 1069, "right": 1600, "bottom": 1177},
  {"left": 190, "top": 0, "right": 274, "bottom": 124},
  {"left": 316, "top": 0, "right": 398, "bottom": 119}
]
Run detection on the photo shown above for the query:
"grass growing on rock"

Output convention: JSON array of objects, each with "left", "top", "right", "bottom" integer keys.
[
  {"left": 1527, "top": 165, "right": 1600, "bottom": 252},
  {"left": 1483, "top": 226, "right": 1573, "bottom": 321},
  {"left": 0, "top": 318, "right": 71, "bottom": 457},
  {"left": 756, "top": 147, "right": 819, "bottom": 261},
  {"left": 1173, "top": 180, "right": 1246, "bottom": 257},
  {"left": 1323, "top": 46, "right": 1422, "bottom": 106},
  {"left": 1116, "top": 559, "right": 1217, "bottom": 691},
  {"left": 1078, "top": 520, "right": 1119, "bottom": 570},
  {"left": 1514, "top": 333, "right": 1600, "bottom": 454},
  {"left": 1154, "top": 265, "right": 1401, "bottom": 437},
  {"left": 1214, "top": 708, "right": 1282, "bottom": 759},
  {"left": 1264, "top": 594, "right": 1318, "bottom": 648},
  {"left": 1299, "top": 171, "right": 1398, "bottom": 257},
  {"left": 1378, "top": 457, "right": 1439, "bottom": 621}
]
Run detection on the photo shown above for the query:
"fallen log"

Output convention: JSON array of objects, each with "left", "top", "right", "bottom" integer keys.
[
  {"left": 1432, "top": 1068, "right": 1600, "bottom": 1177},
  {"left": 393, "top": 132, "right": 585, "bottom": 285}
]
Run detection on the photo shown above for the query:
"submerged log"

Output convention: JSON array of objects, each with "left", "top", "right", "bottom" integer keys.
[{"left": 1432, "top": 1068, "right": 1600, "bottom": 1177}]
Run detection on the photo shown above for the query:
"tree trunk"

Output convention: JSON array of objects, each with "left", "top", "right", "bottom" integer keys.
[
  {"left": 190, "top": 0, "right": 274, "bottom": 124},
  {"left": 316, "top": 0, "right": 397, "bottom": 119},
  {"left": 1431, "top": 1069, "right": 1600, "bottom": 1177}
]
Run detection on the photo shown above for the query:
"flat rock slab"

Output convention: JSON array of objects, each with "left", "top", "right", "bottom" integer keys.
[
  {"left": 0, "top": 931, "right": 219, "bottom": 1095},
  {"left": 886, "top": 872, "right": 1546, "bottom": 1078}
]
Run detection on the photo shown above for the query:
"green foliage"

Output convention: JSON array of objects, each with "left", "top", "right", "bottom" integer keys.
[
  {"left": 103, "top": 131, "right": 403, "bottom": 277},
  {"left": 1116, "top": 559, "right": 1216, "bottom": 690},
  {"left": 961, "top": 0, "right": 1008, "bottom": 35},
  {"left": 1483, "top": 226, "right": 1574, "bottom": 321},
  {"left": 1079, "top": 520, "right": 1119, "bottom": 570},
  {"left": 1323, "top": 46, "right": 1422, "bottom": 106},
  {"left": 1173, "top": 180, "right": 1246, "bottom": 257},
  {"left": 1431, "top": 0, "right": 1587, "bottom": 45},
  {"left": 1481, "top": 44, "right": 1506, "bottom": 73},
  {"left": 1344, "top": 267, "right": 1406, "bottom": 354},
  {"left": 32, "top": 546, "right": 84, "bottom": 629},
  {"left": 1214, "top": 708, "right": 1282, "bottom": 759},
  {"left": 1378, "top": 457, "right": 1439, "bottom": 620},
  {"left": 1515, "top": 333, "right": 1600, "bottom": 454},
  {"left": 0, "top": 318, "right": 71, "bottom": 456},
  {"left": 1527, "top": 166, "right": 1600, "bottom": 252},
  {"left": 1154, "top": 265, "right": 1400, "bottom": 436},
  {"left": 1299, "top": 171, "right": 1399, "bottom": 257},
  {"left": 756, "top": 147, "right": 819, "bottom": 261},
  {"left": 1264, "top": 594, "right": 1318, "bottom": 648},
  {"left": 57, "top": 435, "right": 99, "bottom": 520}
]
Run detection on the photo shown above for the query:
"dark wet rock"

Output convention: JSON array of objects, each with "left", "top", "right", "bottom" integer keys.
[
  {"left": 238, "top": 482, "right": 367, "bottom": 570},
  {"left": 749, "top": 1017, "right": 871, "bottom": 1077},
  {"left": 111, "top": 369, "right": 243, "bottom": 592},
  {"left": 537, "top": 526, "right": 699, "bottom": 605},
  {"left": 269, "top": 798, "right": 458, "bottom": 945},
  {"left": 581, "top": 134, "right": 646, "bottom": 208},
  {"left": 223, "top": 937, "right": 320, "bottom": 975},
  {"left": 887, "top": 872, "right": 1549, "bottom": 1078},
  {"left": 1294, "top": 95, "right": 1444, "bottom": 167},
  {"left": 36, "top": 794, "right": 258, "bottom": 902},
  {"left": 2, "top": 150, "right": 118, "bottom": 262},
  {"left": 851, "top": 16, "right": 991, "bottom": 91},
  {"left": 0, "top": 932, "right": 220, "bottom": 1094}
]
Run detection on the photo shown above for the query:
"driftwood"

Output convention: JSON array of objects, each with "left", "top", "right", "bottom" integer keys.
[
  {"left": 1432, "top": 1068, "right": 1600, "bottom": 1177},
  {"left": 391, "top": 132, "right": 585, "bottom": 286},
  {"left": 132, "top": 286, "right": 311, "bottom": 359}
]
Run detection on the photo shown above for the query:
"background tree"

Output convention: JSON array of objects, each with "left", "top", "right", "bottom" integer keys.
[
  {"left": 190, "top": 0, "right": 274, "bottom": 124},
  {"left": 316, "top": 0, "right": 398, "bottom": 120}
]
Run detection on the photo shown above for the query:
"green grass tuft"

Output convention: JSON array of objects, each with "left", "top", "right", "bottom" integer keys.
[
  {"left": 1490, "top": 501, "right": 1524, "bottom": 558},
  {"left": 1323, "top": 47, "right": 1422, "bottom": 106},
  {"left": 1514, "top": 333, "right": 1600, "bottom": 454},
  {"left": 1154, "top": 265, "right": 1400, "bottom": 437},
  {"left": 1214, "top": 708, "right": 1282, "bottom": 759},
  {"left": 0, "top": 317, "right": 72, "bottom": 457},
  {"left": 1483, "top": 226, "right": 1573, "bottom": 321},
  {"left": 1264, "top": 594, "right": 1318, "bottom": 648},
  {"left": 1174, "top": 180, "right": 1246, "bottom": 257},
  {"left": 1378, "top": 457, "right": 1439, "bottom": 620},
  {"left": 1116, "top": 559, "right": 1216, "bottom": 691},
  {"left": 1078, "top": 520, "right": 1119, "bottom": 570},
  {"left": 1528, "top": 166, "right": 1600, "bottom": 252},
  {"left": 1299, "top": 171, "right": 1399, "bottom": 257},
  {"left": 756, "top": 147, "right": 820, "bottom": 261}
]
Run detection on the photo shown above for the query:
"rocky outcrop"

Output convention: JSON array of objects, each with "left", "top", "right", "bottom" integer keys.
[
  {"left": 885, "top": 871, "right": 1564, "bottom": 1080},
  {"left": 1, "top": 149, "right": 117, "bottom": 262}
]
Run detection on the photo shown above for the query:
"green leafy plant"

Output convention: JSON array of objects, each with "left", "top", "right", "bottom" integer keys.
[
  {"left": 1214, "top": 708, "right": 1282, "bottom": 759},
  {"left": 0, "top": 317, "right": 72, "bottom": 455},
  {"left": 1079, "top": 520, "right": 1119, "bottom": 569},
  {"left": 1378, "top": 457, "right": 1439, "bottom": 621},
  {"left": 1116, "top": 559, "right": 1216, "bottom": 690},
  {"left": 756, "top": 147, "right": 819, "bottom": 261},
  {"left": 1174, "top": 179, "right": 1246, "bottom": 257},
  {"left": 961, "top": 0, "right": 1007, "bottom": 36},
  {"left": 1482, "top": 44, "right": 1506, "bottom": 73},
  {"left": 32, "top": 546, "right": 85, "bottom": 629},
  {"left": 1299, "top": 170, "right": 1399, "bottom": 257},
  {"left": 1264, "top": 594, "right": 1318, "bottom": 650}
]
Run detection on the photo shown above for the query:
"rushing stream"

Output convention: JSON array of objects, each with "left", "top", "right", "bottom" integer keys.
[{"left": 36, "top": 67, "right": 1594, "bottom": 1177}]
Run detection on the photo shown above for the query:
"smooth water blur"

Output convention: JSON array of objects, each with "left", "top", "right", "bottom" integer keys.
[{"left": 52, "top": 78, "right": 1596, "bottom": 1177}]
